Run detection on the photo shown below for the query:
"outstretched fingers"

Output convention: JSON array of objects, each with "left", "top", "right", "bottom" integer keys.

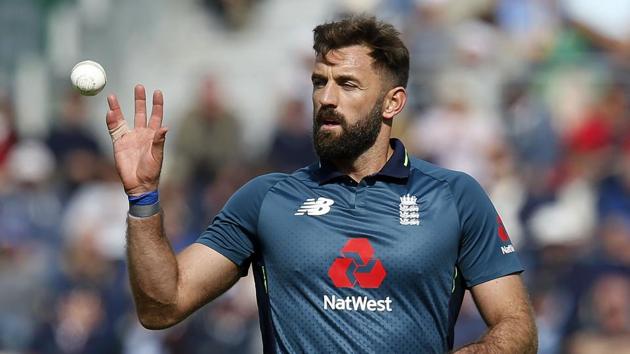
[
  {"left": 149, "top": 90, "right": 166, "bottom": 161},
  {"left": 105, "top": 86, "right": 163, "bottom": 144},
  {"left": 106, "top": 94, "right": 131, "bottom": 143},
  {"left": 134, "top": 84, "right": 147, "bottom": 128},
  {"left": 106, "top": 94, "right": 125, "bottom": 130},
  {"left": 148, "top": 90, "right": 164, "bottom": 130}
]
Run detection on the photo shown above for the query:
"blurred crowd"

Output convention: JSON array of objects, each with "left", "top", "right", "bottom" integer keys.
[{"left": 2, "top": 0, "right": 630, "bottom": 353}]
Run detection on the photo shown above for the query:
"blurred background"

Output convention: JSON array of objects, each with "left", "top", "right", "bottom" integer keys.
[{"left": 1, "top": 0, "right": 630, "bottom": 353}]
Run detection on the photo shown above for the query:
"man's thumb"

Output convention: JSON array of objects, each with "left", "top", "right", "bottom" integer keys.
[{"left": 151, "top": 127, "right": 168, "bottom": 161}]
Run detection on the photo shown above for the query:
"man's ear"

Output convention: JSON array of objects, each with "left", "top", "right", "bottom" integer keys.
[{"left": 382, "top": 86, "right": 407, "bottom": 120}]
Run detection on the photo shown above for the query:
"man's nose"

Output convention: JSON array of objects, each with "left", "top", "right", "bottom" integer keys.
[{"left": 318, "top": 83, "right": 339, "bottom": 107}]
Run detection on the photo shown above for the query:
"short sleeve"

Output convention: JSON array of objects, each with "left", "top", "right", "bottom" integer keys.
[
  {"left": 196, "top": 173, "right": 285, "bottom": 275},
  {"left": 450, "top": 173, "right": 523, "bottom": 288}
]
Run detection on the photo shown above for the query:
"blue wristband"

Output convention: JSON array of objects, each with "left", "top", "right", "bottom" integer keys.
[
  {"left": 128, "top": 191, "right": 160, "bottom": 217},
  {"left": 128, "top": 190, "right": 159, "bottom": 206}
]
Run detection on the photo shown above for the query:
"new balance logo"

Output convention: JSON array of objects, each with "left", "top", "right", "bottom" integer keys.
[{"left": 295, "top": 197, "right": 335, "bottom": 216}]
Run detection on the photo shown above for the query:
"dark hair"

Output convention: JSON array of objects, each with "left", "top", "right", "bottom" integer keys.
[{"left": 313, "top": 15, "right": 409, "bottom": 88}]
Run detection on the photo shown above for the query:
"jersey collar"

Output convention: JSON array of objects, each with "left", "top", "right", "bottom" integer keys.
[{"left": 316, "top": 138, "right": 410, "bottom": 184}]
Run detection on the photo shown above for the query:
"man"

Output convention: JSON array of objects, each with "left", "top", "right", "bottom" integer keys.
[{"left": 105, "top": 16, "right": 537, "bottom": 354}]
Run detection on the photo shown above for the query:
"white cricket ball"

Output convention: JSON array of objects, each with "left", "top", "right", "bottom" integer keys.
[{"left": 70, "top": 60, "right": 107, "bottom": 96}]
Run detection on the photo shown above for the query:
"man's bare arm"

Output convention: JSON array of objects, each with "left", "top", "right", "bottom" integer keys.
[
  {"left": 455, "top": 274, "right": 538, "bottom": 354},
  {"left": 105, "top": 85, "right": 240, "bottom": 329},
  {"left": 127, "top": 212, "right": 239, "bottom": 329}
]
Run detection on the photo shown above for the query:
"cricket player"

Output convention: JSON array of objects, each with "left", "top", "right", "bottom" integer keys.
[{"left": 105, "top": 15, "right": 537, "bottom": 354}]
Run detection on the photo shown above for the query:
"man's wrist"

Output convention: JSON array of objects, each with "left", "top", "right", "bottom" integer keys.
[{"left": 128, "top": 190, "right": 160, "bottom": 217}]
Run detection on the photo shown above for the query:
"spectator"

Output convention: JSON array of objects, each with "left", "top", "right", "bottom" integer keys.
[
  {"left": 407, "top": 71, "right": 504, "bottom": 187},
  {"left": 266, "top": 97, "right": 316, "bottom": 173},
  {"left": 0, "top": 140, "right": 60, "bottom": 351},
  {"left": 200, "top": 0, "right": 261, "bottom": 30},
  {"left": 60, "top": 160, "right": 128, "bottom": 261},
  {"left": 598, "top": 143, "right": 630, "bottom": 221},
  {"left": 169, "top": 75, "right": 243, "bottom": 187},
  {"left": 567, "top": 274, "right": 630, "bottom": 353},
  {"left": 30, "top": 288, "right": 122, "bottom": 354},
  {"left": 0, "top": 91, "right": 17, "bottom": 170},
  {"left": 46, "top": 90, "right": 103, "bottom": 198}
]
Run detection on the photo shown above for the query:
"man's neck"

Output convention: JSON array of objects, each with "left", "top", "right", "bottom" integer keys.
[{"left": 330, "top": 136, "right": 393, "bottom": 182}]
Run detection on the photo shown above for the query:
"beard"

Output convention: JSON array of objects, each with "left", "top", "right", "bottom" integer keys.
[{"left": 313, "top": 99, "right": 383, "bottom": 162}]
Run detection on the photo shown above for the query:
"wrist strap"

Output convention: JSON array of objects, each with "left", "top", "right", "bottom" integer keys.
[
  {"left": 129, "top": 203, "right": 161, "bottom": 217},
  {"left": 128, "top": 190, "right": 160, "bottom": 217}
]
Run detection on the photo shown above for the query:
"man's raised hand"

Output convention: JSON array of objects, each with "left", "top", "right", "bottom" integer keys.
[{"left": 106, "top": 84, "right": 168, "bottom": 196}]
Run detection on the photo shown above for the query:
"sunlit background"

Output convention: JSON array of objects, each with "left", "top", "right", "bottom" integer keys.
[{"left": 1, "top": 0, "right": 630, "bottom": 353}]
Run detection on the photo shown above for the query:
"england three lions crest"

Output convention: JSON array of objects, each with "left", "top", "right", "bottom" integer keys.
[{"left": 399, "top": 194, "right": 419, "bottom": 225}]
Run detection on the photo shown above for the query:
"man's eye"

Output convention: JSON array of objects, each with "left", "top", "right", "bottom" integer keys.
[
  {"left": 341, "top": 82, "right": 356, "bottom": 89},
  {"left": 312, "top": 79, "right": 326, "bottom": 88}
]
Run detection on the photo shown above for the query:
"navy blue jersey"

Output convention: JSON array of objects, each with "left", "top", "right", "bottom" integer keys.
[{"left": 197, "top": 139, "right": 523, "bottom": 353}]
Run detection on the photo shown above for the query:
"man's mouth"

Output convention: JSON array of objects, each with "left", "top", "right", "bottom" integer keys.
[
  {"left": 316, "top": 107, "right": 344, "bottom": 131},
  {"left": 320, "top": 118, "right": 341, "bottom": 127}
]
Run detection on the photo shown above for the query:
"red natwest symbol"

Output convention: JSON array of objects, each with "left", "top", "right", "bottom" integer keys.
[
  {"left": 497, "top": 216, "right": 510, "bottom": 242},
  {"left": 328, "top": 238, "right": 387, "bottom": 288}
]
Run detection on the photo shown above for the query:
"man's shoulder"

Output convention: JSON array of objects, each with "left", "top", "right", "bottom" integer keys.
[
  {"left": 239, "top": 164, "right": 317, "bottom": 196},
  {"left": 224, "top": 173, "right": 289, "bottom": 213},
  {"left": 241, "top": 172, "right": 290, "bottom": 194},
  {"left": 408, "top": 157, "right": 467, "bottom": 183},
  {"left": 409, "top": 157, "right": 486, "bottom": 205}
]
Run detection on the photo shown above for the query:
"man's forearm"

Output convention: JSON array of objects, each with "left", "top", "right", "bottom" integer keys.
[
  {"left": 126, "top": 211, "right": 180, "bottom": 328},
  {"left": 455, "top": 313, "right": 538, "bottom": 354}
]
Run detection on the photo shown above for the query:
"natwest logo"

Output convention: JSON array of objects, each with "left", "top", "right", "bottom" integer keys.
[
  {"left": 328, "top": 238, "right": 387, "bottom": 288},
  {"left": 497, "top": 215, "right": 510, "bottom": 242},
  {"left": 324, "top": 295, "right": 392, "bottom": 312}
]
